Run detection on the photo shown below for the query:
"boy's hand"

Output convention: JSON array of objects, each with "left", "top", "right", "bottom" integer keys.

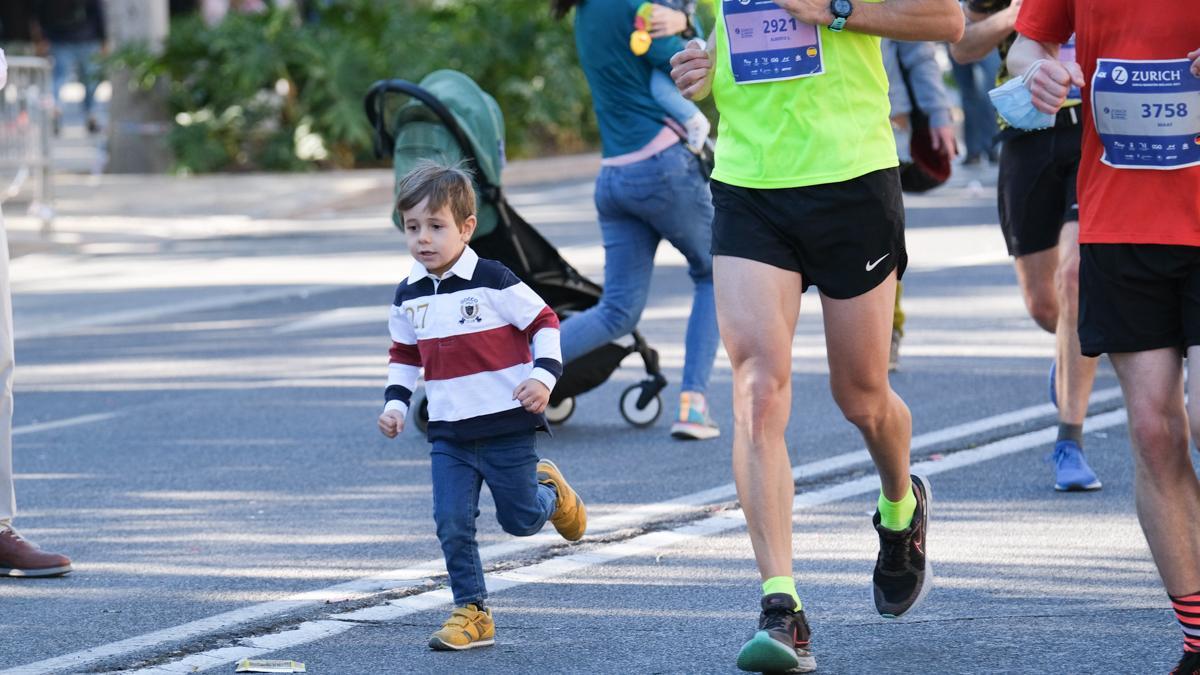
[
  {"left": 670, "top": 39, "right": 714, "bottom": 101},
  {"left": 1189, "top": 48, "right": 1200, "bottom": 78},
  {"left": 513, "top": 379, "right": 551, "bottom": 414},
  {"left": 378, "top": 410, "right": 406, "bottom": 438}
]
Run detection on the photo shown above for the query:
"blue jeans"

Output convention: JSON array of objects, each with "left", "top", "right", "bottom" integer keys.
[
  {"left": 650, "top": 69, "right": 699, "bottom": 125},
  {"left": 949, "top": 48, "right": 1001, "bottom": 159},
  {"left": 560, "top": 143, "right": 719, "bottom": 394},
  {"left": 50, "top": 41, "right": 102, "bottom": 116},
  {"left": 431, "top": 431, "right": 557, "bottom": 606}
]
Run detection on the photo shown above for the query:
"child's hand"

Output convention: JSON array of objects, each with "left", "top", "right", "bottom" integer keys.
[
  {"left": 513, "top": 379, "right": 551, "bottom": 414},
  {"left": 378, "top": 409, "right": 406, "bottom": 438},
  {"left": 1190, "top": 48, "right": 1200, "bottom": 78}
]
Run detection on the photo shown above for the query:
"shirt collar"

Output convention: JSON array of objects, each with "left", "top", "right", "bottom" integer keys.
[{"left": 407, "top": 245, "right": 478, "bottom": 285}]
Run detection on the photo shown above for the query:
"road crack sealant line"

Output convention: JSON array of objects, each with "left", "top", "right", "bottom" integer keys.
[
  {"left": 100, "top": 408, "right": 1130, "bottom": 675},
  {"left": 2, "top": 390, "right": 1124, "bottom": 675}
]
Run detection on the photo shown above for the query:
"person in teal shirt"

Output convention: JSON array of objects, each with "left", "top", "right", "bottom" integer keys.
[{"left": 553, "top": 0, "right": 722, "bottom": 441}]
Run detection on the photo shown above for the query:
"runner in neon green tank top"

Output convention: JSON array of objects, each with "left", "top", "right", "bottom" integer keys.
[{"left": 671, "top": 1, "right": 962, "bottom": 671}]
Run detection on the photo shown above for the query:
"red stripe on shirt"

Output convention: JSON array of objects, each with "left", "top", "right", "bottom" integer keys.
[
  {"left": 524, "top": 305, "right": 559, "bottom": 336},
  {"left": 420, "top": 325, "right": 532, "bottom": 381},
  {"left": 389, "top": 341, "right": 421, "bottom": 367}
]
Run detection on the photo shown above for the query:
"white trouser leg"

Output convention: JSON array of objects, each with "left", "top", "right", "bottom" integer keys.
[{"left": 0, "top": 206, "right": 16, "bottom": 527}]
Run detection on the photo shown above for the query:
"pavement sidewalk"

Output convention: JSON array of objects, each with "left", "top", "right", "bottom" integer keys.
[{"left": 1, "top": 153, "right": 604, "bottom": 259}]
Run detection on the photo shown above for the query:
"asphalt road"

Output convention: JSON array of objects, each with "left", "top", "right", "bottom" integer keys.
[{"left": 0, "top": 167, "right": 1181, "bottom": 674}]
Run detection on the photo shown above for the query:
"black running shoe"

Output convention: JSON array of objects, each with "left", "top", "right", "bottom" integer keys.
[
  {"left": 735, "top": 593, "right": 816, "bottom": 673},
  {"left": 872, "top": 474, "right": 932, "bottom": 618},
  {"left": 1173, "top": 651, "right": 1200, "bottom": 674}
]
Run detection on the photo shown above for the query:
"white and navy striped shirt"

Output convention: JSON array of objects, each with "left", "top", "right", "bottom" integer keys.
[{"left": 384, "top": 246, "right": 563, "bottom": 442}]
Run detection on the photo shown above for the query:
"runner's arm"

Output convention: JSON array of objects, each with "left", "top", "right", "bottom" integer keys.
[
  {"left": 773, "top": 0, "right": 963, "bottom": 43},
  {"left": 949, "top": 5, "right": 1015, "bottom": 64}
]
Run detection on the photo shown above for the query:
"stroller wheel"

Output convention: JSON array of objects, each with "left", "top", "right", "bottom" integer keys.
[
  {"left": 545, "top": 396, "right": 575, "bottom": 425},
  {"left": 619, "top": 383, "right": 662, "bottom": 428},
  {"left": 411, "top": 388, "right": 430, "bottom": 434}
]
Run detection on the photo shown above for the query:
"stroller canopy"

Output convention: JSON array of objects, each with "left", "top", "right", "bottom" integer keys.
[{"left": 389, "top": 70, "right": 506, "bottom": 237}]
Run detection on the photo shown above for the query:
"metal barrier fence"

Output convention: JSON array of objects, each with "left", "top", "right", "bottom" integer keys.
[{"left": 0, "top": 56, "right": 54, "bottom": 231}]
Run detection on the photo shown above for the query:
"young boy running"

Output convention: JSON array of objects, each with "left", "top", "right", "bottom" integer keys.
[
  {"left": 671, "top": 0, "right": 962, "bottom": 671},
  {"left": 377, "top": 161, "right": 587, "bottom": 651}
]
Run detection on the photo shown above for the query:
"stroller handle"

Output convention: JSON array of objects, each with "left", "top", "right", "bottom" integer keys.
[{"left": 364, "top": 79, "right": 500, "bottom": 198}]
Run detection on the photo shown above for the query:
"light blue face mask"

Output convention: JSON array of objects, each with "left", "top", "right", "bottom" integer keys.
[{"left": 988, "top": 76, "right": 1056, "bottom": 131}]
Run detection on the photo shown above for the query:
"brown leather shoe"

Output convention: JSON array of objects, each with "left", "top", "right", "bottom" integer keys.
[{"left": 0, "top": 528, "right": 73, "bottom": 577}]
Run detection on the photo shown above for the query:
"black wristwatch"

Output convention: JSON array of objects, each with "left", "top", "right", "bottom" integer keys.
[{"left": 829, "top": 0, "right": 852, "bottom": 31}]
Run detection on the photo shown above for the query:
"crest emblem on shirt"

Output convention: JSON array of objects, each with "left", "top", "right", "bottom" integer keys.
[{"left": 459, "top": 297, "right": 482, "bottom": 324}]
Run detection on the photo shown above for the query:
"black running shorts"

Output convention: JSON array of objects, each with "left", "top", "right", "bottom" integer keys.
[
  {"left": 1079, "top": 243, "right": 1200, "bottom": 357},
  {"left": 709, "top": 168, "right": 907, "bottom": 300},
  {"left": 997, "top": 114, "right": 1082, "bottom": 257}
]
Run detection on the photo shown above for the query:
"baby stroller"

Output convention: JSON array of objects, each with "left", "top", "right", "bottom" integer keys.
[{"left": 365, "top": 70, "right": 667, "bottom": 433}]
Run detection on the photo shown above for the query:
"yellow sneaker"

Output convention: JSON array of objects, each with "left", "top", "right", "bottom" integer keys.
[
  {"left": 537, "top": 459, "right": 587, "bottom": 541},
  {"left": 428, "top": 604, "right": 495, "bottom": 651}
]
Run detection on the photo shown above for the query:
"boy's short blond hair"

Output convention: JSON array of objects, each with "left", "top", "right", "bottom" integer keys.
[{"left": 396, "top": 160, "right": 476, "bottom": 230}]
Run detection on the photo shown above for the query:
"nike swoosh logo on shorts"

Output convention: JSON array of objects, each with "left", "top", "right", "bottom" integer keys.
[{"left": 865, "top": 253, "right": 890, "bottom": 271}]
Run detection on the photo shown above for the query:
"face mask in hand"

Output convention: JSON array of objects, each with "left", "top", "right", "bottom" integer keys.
[{"left": 988, "top": 74, "right": 1055, "bottom": 131}]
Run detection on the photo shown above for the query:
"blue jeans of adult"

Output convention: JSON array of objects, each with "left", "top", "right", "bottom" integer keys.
[
  {"left": 949, "top": 48, "right": 1001, "bottom": 160},
  {"left": 431, "top": 430, "right": 557, "bottom": 606},
  {"left": 50, "top": 40, "right": 102, "bottom": 116},
  {"left": 560, "top": 142, "right": 718, "bottom": 395}
]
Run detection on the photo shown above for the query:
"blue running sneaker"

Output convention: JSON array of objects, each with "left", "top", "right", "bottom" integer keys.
[
  {"left": 1051, "top": 440, "right": 1101, "bottom": 491},
  {"left": 1048, "top": 360, "right": 1058, "bottom": 409}
]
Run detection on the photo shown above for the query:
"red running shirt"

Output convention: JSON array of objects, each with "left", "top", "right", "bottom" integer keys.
[{"left": 1016, "top": 0, "right": 1200, "bottom": 246}]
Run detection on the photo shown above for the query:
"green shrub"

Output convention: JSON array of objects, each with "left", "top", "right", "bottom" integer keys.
[{"left": 112, "top": 0, "right": 599, "bottom": 173}]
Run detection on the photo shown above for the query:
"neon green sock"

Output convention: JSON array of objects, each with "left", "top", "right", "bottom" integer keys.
[
  {"left": 878, "top": 485, "right": 916, "bottom": 531},
  {"left": 761, "top": 576, "right": 801, "bottom": 609}
]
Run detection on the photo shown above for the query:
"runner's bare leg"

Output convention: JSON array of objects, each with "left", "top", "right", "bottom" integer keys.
[
  {"left": 1053, "top": 221, "right": 1099, "bottom": 426},
  {"left": 1111, "top": 348, "right": 1200, "bottom": 595},
  {"left": 717, "top": 255, "right": 803, "bottom": 581},
  {"left": 821, "top": 271, "right": 912, "bottom": 500}
]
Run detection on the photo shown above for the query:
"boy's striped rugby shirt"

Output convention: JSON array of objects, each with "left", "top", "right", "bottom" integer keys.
[{"left": 384, "top": 246, "right": 563, "bottom": 442}]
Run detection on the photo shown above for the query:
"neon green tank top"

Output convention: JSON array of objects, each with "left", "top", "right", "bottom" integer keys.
[{"left": 711, "top": 1, "right": 898, "bottom": 189}]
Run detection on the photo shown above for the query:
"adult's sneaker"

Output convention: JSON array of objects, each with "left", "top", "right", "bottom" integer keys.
[
  {"left": 670, "top": 391, "right": 720, "bottom": 440},
  {"left": 1172, "top": 651, "right": 1200, "bottom": 675},
  {"left": 736, "top": 593, "right": 816, "bottom": 673},
  {"left": 537, "top": 459, "right": 587, "bottom": 541},
  {"left": 0, "top": 528, "right": 72, "bottom": 577},
  {"left": 1051, "top": 440, "right": 1102, "bottom": 491},
  {"left": 873, "top": 474, "right": 932, "bottom": 618},
  {"left": 428, "top": 604, "right": 495, "bottom": 651}
]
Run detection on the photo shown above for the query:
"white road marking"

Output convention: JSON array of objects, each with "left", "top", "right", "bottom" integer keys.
[
  {"left": 11, "top": 412, "right": 120, "bottom": 436},
  {"left": 1, "top": 390, "right": 1123, "bottom": 675},
  {"left": 124, "top": 408, "right": 1131, "bottom": 674},
  {"left": 13, "top": 286, "right": 337, "bottom": 341},
  {"left": 271, "top": 306, "right": 383, "bottom": 335}
]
